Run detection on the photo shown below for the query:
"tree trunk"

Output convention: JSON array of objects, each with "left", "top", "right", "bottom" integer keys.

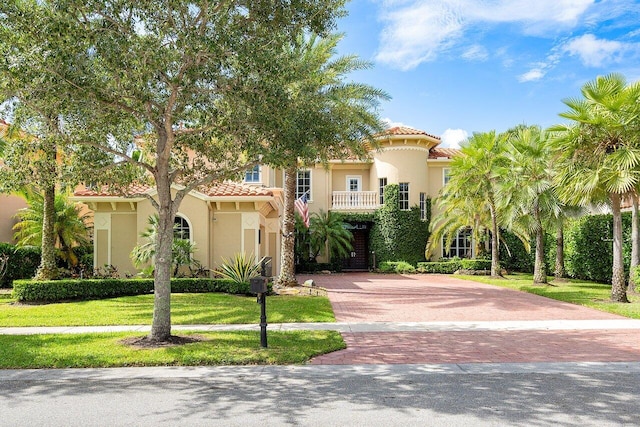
[
  {"left": 149, "top": 133, "right": 175, "bottom": 341},
  {"left": 629, "top": 194, "right": 639, "bottom": 293},
  {"left": 276, "top": 165, "right": 298, "bottom": 287},
  {"left": 554, "top": 220, "right": 565, "bottom": 280},
  {"left": 610, "top": 193, "right": 629, "bottom": 303},
  {"left": 532, "top": 202, "right": 547, "bottom": 284},
  {"left": 489, "top": 202, "right": 501, "bottom": 278},
  {"left": 34, "top": 184, "right": 58, "bottom": 280}
]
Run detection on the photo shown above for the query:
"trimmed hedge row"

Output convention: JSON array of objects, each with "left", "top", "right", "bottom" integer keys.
[
  {"left": 12, "top": 277, "right": 269, "bottom": 303},
  {"left": 378, "top": 261, "right": 416, "bottom": 274},
  {"left": 417, "top": 259, "right": 492, "bottom": 274}
]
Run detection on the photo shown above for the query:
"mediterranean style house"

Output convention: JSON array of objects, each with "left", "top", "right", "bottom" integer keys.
[{"left": 1, "top": 123, "right": 459, "bottom": 276}]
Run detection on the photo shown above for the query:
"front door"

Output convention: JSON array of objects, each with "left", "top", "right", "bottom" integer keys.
[{"left": 342, "top": 223, "right": 369, "bottom": 270}]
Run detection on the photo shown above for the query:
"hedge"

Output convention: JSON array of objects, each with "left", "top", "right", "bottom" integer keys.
[
  {"left": 0, "top": 243, "right": 41, "bottom": 287},
  {"left": 378, "top": 261, "right": 416, "bottom": 274},
  {"left": 416, "top": 259, "right": 491, "bottom": 274},
  {"left": 12, "top": 277, "right": 269, "bottom": 303}
]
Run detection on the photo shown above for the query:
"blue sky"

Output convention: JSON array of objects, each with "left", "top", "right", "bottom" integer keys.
[{"left": 336, "top": 0, "right": 640, "bottom": 147}]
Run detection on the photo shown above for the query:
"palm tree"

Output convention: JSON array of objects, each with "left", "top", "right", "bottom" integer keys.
[
  {"left": 130, "top": 214, "right": 199, "bottom": 277},
  {"left": 13, "top": 190, "right": 91, "bottom": 268},
  {"left": 268, "top": 33, "right": 388, "bottom": 287},
  {"left": 308, "top": 210, "right": 353, "bottom": 262},
  {"left": 429, "top": 131, "right": 509, "bottom": 277},
  {"left": 551, "top": 73, "right": 640, "bottom": 303},
  {"left": 502, "top": 126, "right": 559, "bottom": 284}
]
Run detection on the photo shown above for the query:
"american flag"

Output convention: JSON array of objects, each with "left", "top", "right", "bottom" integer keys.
[{"left": 295, "top": 192, "right": 310, "bottom": 228}]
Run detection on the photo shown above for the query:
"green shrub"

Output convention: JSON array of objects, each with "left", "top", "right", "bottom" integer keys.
[
  {"left": 417, "top": 261, "right": 461, "bottom": 274},
  {"left": 459, "top": 259, "right": 492, "bottom": 271},
  {"left": 296, "top": 262, "right": 342, "bottom": 273},
  {"left": 12, "top": 278, "right": 267, "bottom": 302},
  {"left": 217, "top": 253, "right": 267, "bottom": 284},
  {"left": 0, "top": 243, "right": 41, "bottom": 287},
  {"left": 564, "top": 213, "right": 632, "bottom": 283},
  {"left": 378, "top": 261, "right": 416, "bottom": 274}
]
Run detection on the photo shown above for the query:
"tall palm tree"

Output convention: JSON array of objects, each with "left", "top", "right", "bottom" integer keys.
[
  {"left": 13, "top": 190, "right": 91, "bottom": 268},
  {"left": 551, "top": 73, "right": 640, "bottom": 302},
  {"left": 502, "top": 126, "right": 559, "bottom": 284},
  {"left": 268, "top": 33, "right": 388, "bottom": 287},
  {"left": 429, "top": 131, "right": 509, "bottom": 277}
]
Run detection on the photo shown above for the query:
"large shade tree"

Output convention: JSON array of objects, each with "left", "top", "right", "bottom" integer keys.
[
  {"left": 551, "top": 73, "right": 640, "bottom": 303},
  {"left": 0, "top": 0, "right": 347, "bottom": 341}
]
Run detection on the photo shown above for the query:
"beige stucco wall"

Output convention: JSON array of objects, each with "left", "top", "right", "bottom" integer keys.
[
  {"left": 212, "top": 212, "right": 242, "bottom": 267},
  {"left": 0, "top": 194, "right": 27, "bottom": 243},
  {"left": 372, "top": 146, "right": 430, "bottom": 207},
  {"left": 110, "top": 214, "right": 138, "bottom": 275},
  {"left": 426, "top": 160, "right": 453, "bottom": 260}
]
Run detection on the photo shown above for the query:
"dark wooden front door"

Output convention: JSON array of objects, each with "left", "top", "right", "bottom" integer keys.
[{"left": 342, "top": 227, "right": 369, "bottom": 270}]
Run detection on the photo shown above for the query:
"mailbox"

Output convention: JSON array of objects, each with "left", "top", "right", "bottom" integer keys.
[{"left": 250, "top": 276, "right": 268, "bottom": 294}]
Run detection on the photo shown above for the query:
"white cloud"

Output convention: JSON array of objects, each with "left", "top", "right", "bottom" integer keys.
[
  {"left": 462, "top": 44, "right": 489, "bottom": 61},
  {"left": 519, "top": 68, "right": 546, "bottom": 82},
  {"left": 440, "top": 129, "right": 468, "bottom": 148},
  {"left": 381, "top": 118, "right": 409, "bottom": 128},
  {"left": 562, "top": 34, "right": 628, "bottom": 67},
  {"left": 375, "top": 0, "right": 596, "bottom": 69}
]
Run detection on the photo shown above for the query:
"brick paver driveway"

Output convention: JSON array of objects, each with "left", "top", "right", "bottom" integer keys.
[{"left": 298, "top": 273, "right": 640, "bottom": 365}]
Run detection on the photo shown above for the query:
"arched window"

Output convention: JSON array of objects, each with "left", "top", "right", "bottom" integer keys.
[{"left": 174, "top": 215, "right": 191, "bottom": 241}]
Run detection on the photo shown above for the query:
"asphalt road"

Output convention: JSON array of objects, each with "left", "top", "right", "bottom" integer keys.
[{"left": 2, "top": 363, "right": 639, "bottom": 427}]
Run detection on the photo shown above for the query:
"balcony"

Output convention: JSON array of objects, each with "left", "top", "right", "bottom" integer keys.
[{"left": 331, "top": 191, "right": 380, "bottom": 211}]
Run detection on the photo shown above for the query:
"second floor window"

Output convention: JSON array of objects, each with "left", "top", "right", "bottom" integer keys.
[
  {"left": 443, "top": 168, "right": 451, "bottom": 186},
  {"left": 245, "top": 165, "right": 261, "bottom": 183},
  {"left": 379, "top": 177, "right": 387, "bottom": 205},
  {"left": 399, "top": 182, "right": 409, "bottom": 210},
  {"left": 296, "top": 170, "right": 311, "bottom": 200},
  {"left": 420, "top": 192, "right": 427, "bottom": 221}
]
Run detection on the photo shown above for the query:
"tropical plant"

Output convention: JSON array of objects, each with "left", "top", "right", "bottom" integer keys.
[
  {"left": 216, "top": 253, "right": 268, "bottom": 285},
  {"left": 428, "top": 131, "right": 509, "bottom": 277},
  {"left": 13, "top": 190, "right": 91, "bottom": 268},
  {"left": 309, "top": 210, "right": 353, "bottom": 262},
  {"left": 551, "top": 73, "right": 640, "bottom": 302},
  {"left": 269, "top": 33, "right": 388, "bottom": 287},
  {"left": 502, "top": 126, "right": 559, "bottom": 284},
  {"left": 130, "top": 214, "right": 200, "bottom": 277}
]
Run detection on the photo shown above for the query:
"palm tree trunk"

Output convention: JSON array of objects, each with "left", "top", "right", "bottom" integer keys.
[
  {"left": 554, "top": 220, "right": 565, "bottom": 280},
  {"left": 489, "top": 202, "right": 501, "bottom": 278},
  {"left": 34, "top": 184, "right": 58, "bottom": 280},
  {"left": 610, "top": 193, "right": 629, "bottom": 303},
  {"left": 277, "top": 165, "right": 298, "bottom": 287},
  {"left": 532, "top": 202, "right": 547, "bottom": 284},
  {"left": 629, "top": 194, "right": 639, "bottom": 293}
]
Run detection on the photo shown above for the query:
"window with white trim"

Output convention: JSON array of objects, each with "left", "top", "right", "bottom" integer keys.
[
  {"left": 296, "top": 170, "right": 311, "bottom": 200},
  {"left": 442, "top": 228, "right": 472, "bottom": 258},
  {"left": 379, "top": 177, "right": 387, "bottom": 205},
  {"left": 399, "top": 182, "right": 409, "bottom": 210},
  {"left": 443, "top": 168, "right": 451, "bottom": 186},
  {"left": 244, "top": 165, "right": 261, "bottom": 183},
  {"left": 419, "top": 192, "right": 427, "bottom": 221},
  {"left": 174, "top": 215, "right": 191, "bottom": 241}
]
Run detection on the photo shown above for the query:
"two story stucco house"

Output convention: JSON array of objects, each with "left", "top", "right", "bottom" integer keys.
[{"left": 69, "top": 126, "right": 459, "bottom": 277}]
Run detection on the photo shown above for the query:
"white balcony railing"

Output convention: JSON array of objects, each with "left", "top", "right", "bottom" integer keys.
[{"left": 331, "top": 191, "right": 379, "bottom": 210}]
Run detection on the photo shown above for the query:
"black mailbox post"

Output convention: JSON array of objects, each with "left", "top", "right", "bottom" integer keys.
[{"left": 250, "top": 276, "right": 269, "bottom": 348}]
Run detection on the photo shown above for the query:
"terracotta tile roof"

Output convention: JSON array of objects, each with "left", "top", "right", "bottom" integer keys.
[
  {"left": 74, "top": 181, "right": 273, "bottom": 198},
  {"left": 200, "top": 181, "right": 273, "bottom": 197},
  {"left": 428, "top": 147, "right": 460, "bottom": 159},
  {"left": 74, "top": 183, "right": 152, "bottom": 197},
  {"left": 383, "top": 126, "right": 441, "bottom": 141}
]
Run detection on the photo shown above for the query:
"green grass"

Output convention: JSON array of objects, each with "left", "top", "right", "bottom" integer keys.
[
  {"left": 0, "top": 293, "right": 335, "bottom": 327},
  {"left": 458, "top": 273, "right": 640, "bottom": 319},
  {"left": 0, "top": 330, "right": 346, "bottom": 368}
]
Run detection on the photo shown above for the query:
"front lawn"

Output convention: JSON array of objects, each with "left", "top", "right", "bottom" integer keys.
[
  {"left": 0, "top": 330, "right": 345, "bottom": 368},
  {"left": 458, "top": 274, "right": 640, "bottom": 319},
  {"left": 0, "top": 293, "right": 335, "bottom": 327}
]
